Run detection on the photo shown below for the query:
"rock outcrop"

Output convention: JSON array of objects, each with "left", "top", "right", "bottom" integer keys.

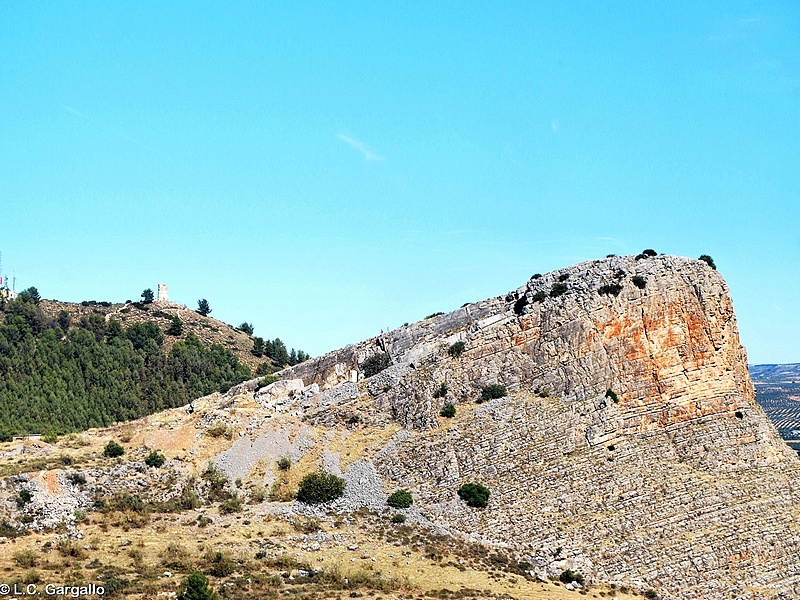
[
  {"left": 8, "top": 255, "right": 798, "bottom": 600},
  {"left": 277, "top": 255, "right": 800, "bottom": 599}
]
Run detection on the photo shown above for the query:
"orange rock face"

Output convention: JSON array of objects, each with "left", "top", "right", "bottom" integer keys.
[{"left": 281, "top": 255, "right": 800, "bottom": 598}]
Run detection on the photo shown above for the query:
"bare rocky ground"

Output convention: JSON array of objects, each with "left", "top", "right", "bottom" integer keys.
[{"left": 0, "top": 391, "right": 636, "bottom": 600}]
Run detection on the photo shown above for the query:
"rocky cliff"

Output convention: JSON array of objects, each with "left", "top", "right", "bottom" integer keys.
[
  {"left": 5, "top": 254, "right": 799, "bottom": 599},
  {"left": 274, "top": 254, "right": 800, "bottom": 598}
]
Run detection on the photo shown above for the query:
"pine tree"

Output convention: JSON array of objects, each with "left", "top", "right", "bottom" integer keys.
[
  {"left": 197, "top": 299, "right": 211, "bottom": 316},
  {"left": 166, "top": 316, "right": 184, "bottom": 336},
  {"left": 179, "top": 571, "right": 216, "bottom": 600}
]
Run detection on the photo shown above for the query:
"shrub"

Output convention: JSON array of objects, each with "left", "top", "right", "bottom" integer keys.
[
  {"left": 457, "top": 483, "right": 490, "bottom": 508},
  {"left": 179, "top": 571, "right": 216, "bottom": 600},
  {"left": 42, "top": 432, "right": 58, "bottom": 444},
  {"left": 642, "top": 248, "right": 657, "bottom": 257},
  {"left": 22, "top": 569, "right": 42, "bottom": 585},
  {"left": 197, "top": 515, "right": 212, "bottom": 528},
  {"left": 598, "top": 283, "right": 623, "bottom": 296},
  {"left": 218, "top": 495, "right": 243, "bottom": 514},
  {"left": 206, "top": 423, "right": 233, "bottom": 439},
  {"left": 277, "top": 456, "right": 291, "bottom": 471},
  {"left": 56, "top": 538, "right": 87, "bottom": 559},
  {"left": 103, "top": 441, "right": 125, "bottom": 458},
  {"left": 531, "top": 291, "right": 547, "bottom": 302},
  {"left": 268, "top": 480, "right": 295, "bottom": 502},
  {"left": 201, "top": 463, "right": 230, "bottom": 502},
  {"left": 605, "top": 389, "right": 619, "bottom": 403},
  {"left": 550, "top": 282, "right": 567, "bottom": 297},
  {"left": 425, "top": 312, "right": 444, "bottom": 319},
  {"left": 559, "top": 570, "right": 585, "bottom": 585},
  {"left": 644, "top": 591, "right": 659, "bottom": 600},
  {"left": 296, "top": 471, "right": 345, "bottom": 504},
  {"left": 632, "top": 275, "right": 647, "bottom": 289},
  {"left": 433, "top": 383, "right": 448, "bottom": 399},
  {"left": 698, "top": 254, "right": 716, "bottom": 269},
  {"left": 157, "top": 487, "right": 201, "bottom": 513},
  {"left": 387, "top": 489, "right": 413, "bottom": 509},
  {"left": 293, "top": 516, "right": 321, "bottom": 533},
  {"left": 0, "top": 521, "right": 24, "bottom": 538},
  {"left": 480, "top": 384, "right": 507, "bottom": 402},
  {"left": 440, "top": 404, "right": 456, "bottom": 418},
  {"left": 257, "top": 374, "right": 280, "bottom": 390},
  {"left": 391, "top": 513, "right": 406, "bottom": 524},
  {"left": 144, "top": 450, "right": 166, "bottom": 468},
  {"left": 161, "top": 541, "right": 191, "bottom": 571},
  {"left": 558, "top": 273, "right": 570, "bottom": 282},
  {"left": 361, "top": 353, "right": 391, "bottom": 377},
  {"left": 448, "top": 341, "right": 466, "bottom": 358},
  {"left": 67, "top": 472, "right": 86, "bottom": 486},
  {"left": 13, "top": 549, "right": 39, "bottom": 567},
  {"left": 249, "top": 485, "right": 268, "bottom": 503},
  {"left": 102, "top": 492, "right": 148, "bottom": 514},
  {"left": 513, "top": 296, "right": 528, "bottom": 315}
]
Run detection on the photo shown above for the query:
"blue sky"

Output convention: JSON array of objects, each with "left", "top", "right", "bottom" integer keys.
[{"left": 1, "top": 2, "right": 798, "bottom": 364}]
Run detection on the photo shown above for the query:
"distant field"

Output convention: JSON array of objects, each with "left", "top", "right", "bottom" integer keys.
[{"left": 750, "top": 364, "right": 800, "bottom": 449}]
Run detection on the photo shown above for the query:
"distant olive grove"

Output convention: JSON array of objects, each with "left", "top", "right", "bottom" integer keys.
[{"left": 0, "top": 289, "right": 252, "bottom": 439}]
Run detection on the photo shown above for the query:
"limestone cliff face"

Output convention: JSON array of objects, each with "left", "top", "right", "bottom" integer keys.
[
  {"left": 280, "top": 255, "right": 800, "bottom": 598},
  {"left": 285, "top": 255, "right": 758, "bottom": 439}
]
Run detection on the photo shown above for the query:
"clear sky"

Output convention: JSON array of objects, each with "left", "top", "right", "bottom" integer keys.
[{"left": 1, "top": 2, "right": 798, "bottom": 364}]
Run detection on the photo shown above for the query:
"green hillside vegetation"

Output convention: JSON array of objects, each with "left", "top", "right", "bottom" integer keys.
[{"left": 0, "top": 289, "right": 255, "bottom": 439}]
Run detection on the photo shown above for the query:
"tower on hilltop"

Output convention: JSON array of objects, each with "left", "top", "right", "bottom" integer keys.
[{"left": 157, "top": 283, "right": 168, "bottom": 303}]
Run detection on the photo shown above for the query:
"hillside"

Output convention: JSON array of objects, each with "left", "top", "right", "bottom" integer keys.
[
  {"left": 750, "top": 364, "right": 800, "bottom": 384},
  {"left": 39, "top": 298, "right": 271, "bottom": 373},
  {"left": 1, "top": 254, "right": 798, "bottom": 599},
  {"left": 0, "top": 294, "right": 307, "bottom": 437},
  {"left": 751, "top": 363, "right": 800, "bottom": 449}
]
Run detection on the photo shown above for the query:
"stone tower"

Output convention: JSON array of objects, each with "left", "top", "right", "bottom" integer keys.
[{"left": 157, "top": 283, "right": 168, "bottom": 303}]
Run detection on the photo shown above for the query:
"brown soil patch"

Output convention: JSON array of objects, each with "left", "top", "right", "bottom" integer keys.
[{"left": 35, "top": 469, "right": 63, "bottom": 494}]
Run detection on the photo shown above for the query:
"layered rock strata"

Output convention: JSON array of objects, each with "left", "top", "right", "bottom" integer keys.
[
  {"left": 11, "top": 255, "right": 795, "bottom": 599},
  {"left": 277, "top": 255, "right": 800, "bottom": 599}
]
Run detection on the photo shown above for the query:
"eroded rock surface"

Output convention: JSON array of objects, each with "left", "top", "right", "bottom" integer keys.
[
  {"left": 6, "top": 255, "right": 798, "bottom": 600},
  {"left": 279, "top": 255, "right": 800, "bottom": 599}
]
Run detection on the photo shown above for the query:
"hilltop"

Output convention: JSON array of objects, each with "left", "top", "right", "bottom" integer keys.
[
  {"left": 37, "top": 298, "right": 301, "bottom": 373},
  {"left": 0, "top": 293, "right": 307, "bottom": 438},
  {"left": 1, "top": 254, "right": 798, "bottom": 599}
]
